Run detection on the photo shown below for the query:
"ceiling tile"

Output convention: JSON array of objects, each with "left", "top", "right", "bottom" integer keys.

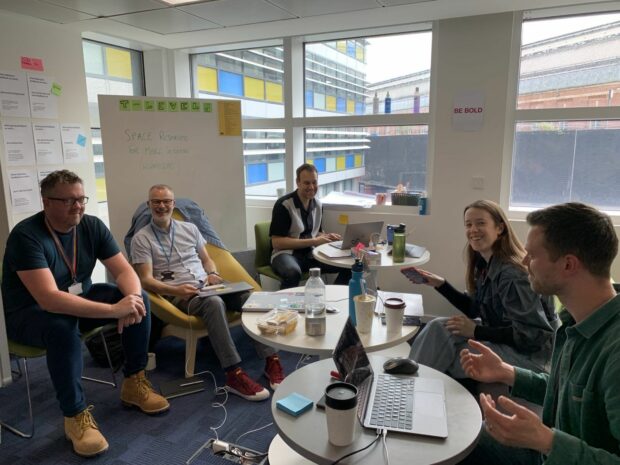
[
  {"left": 110, "top": 8, "right": 219, "bottom": 34},
  {"left": 179, "top": 0, "right": 295, "bottom": 27},
  {"left": 377, "top": 0, "right": 437, "bottom": 6},
  {"left": 41, "top": 0, "right": 165, "bottom": 17},
  {"left": 266, "top": 0, "right": 381, "bottom": 17},
  {"left": 0, "top": 0, "right": 95, "bottom": 23}
]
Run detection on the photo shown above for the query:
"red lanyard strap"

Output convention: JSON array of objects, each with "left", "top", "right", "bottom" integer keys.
[{"left": 44, "top": 217, "right": 78, "bottom": 283}]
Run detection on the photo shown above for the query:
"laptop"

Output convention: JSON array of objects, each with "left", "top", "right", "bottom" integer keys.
[
  {"left": 329, "top": 221, "right": 384, "bottom": 250},
  {"left": 332, "top": 318, "right": 448, "bottom": 438},
  {"left": 197, "top": 281, "right": 254, "bottom": 297}
]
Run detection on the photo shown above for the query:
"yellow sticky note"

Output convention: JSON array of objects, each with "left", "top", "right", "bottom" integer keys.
[{"left": 338, "top": 215, "right": 349, "bottom": 225}]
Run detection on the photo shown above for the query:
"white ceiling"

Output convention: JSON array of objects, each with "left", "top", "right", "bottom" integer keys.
[{"left": 0, "top": 0, "right": 613, "bottom": 50}]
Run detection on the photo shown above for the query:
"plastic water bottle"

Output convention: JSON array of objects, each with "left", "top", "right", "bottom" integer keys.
[
  {"left": 348, "top": 260, "right": 365, "bottom": 326},
  {"left": 305, "top": 268, "right": 326, "bottom": 336}
]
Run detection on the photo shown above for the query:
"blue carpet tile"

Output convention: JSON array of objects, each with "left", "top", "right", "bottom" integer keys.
[{"left": 0, "top": 325, "right": 316, "bottom": 465}]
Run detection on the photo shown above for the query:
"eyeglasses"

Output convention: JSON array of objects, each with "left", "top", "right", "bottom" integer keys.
[
  {"left": 149, "top": 199, "right": 174, "bottom": 206},
  {"left": 47, "top": 197, "right": 89, "bottom": 206}
]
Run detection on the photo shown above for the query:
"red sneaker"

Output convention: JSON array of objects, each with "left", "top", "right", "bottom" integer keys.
[
  {"left": 225, "top": 368, "right": 269, "bottom": 401},
  {"left": 264, "top": 355, "right": 285, "bottom": 390}
]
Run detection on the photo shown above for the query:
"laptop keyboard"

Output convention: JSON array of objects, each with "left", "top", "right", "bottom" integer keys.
[{"left": 368, "top": 374, "right": 414, "bottom": 430}]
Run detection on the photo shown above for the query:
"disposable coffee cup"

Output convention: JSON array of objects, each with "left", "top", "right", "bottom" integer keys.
[
  {"left": 354, "top": 294, "right": 376, "bottom": 334},
  {"left": 146, "top": 352, "right": 156, "bottom": 371},
  {"left": 384, "top": 297, "right": 406, "bottom": 334},
  {"left": 325, "top": 382, "right": 358, "bottom": 447}
]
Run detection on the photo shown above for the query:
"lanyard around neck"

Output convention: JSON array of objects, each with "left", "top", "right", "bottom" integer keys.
[
  {"left": 44, "top": 216, "right": 78, "bottom": 283},
  {"left": 151, "top": 221, "right": 175, "bottom": 269}
]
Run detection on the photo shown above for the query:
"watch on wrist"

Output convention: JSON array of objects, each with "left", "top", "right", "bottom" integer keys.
[{"left": 207, "top": 271, "right": 219, "bottom": 276}]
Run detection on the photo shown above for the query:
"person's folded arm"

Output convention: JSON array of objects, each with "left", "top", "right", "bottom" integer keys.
[
  {"left": 133, "top": 262, "right": 198, "bottom": 298},
  {"left": 436, "top": 280, "right": 479, "bottom": 318},
  {"left": 271, "top": 235, "right": 324, "bottom": 250}
]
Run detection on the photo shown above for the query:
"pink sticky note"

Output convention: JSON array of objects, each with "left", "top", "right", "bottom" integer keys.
[{"left": 21, "top": 56, "right": 44, "bottom": 72}]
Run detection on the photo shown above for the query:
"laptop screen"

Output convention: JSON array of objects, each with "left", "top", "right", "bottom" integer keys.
[{"left": 332, "top": 318, "right": 374, "bottom": 389}]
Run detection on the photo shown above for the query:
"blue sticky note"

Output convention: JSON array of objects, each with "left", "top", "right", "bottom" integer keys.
[
  {"left": 76, "top": 134, "right": 86, "bottom": 147},
  {"left": 276, "top": 393, "right": 313, "bottom": 417}
]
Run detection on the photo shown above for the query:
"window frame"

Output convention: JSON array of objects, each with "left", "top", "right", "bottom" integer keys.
[{"left": 500, "top": 10, "right": 620, "bottom": 219}]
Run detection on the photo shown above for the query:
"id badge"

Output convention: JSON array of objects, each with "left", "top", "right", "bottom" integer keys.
[
  {"left": 68, "top": 282, "right": 83, "bottom": 295},
  {"left": 161, "top": 270, "right": 175, "bottom": 281}
]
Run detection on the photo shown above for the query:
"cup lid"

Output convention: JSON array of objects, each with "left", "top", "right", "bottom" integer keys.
[
  {"left": 384, "top": 297, "right": 406, "bottom": 309},
  {"left": 325, "top": 382, "right": 358, "bottom": 410}
]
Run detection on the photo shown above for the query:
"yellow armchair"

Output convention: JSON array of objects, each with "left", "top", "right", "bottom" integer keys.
[{"left": 146, "top": 209, "right": 260, "bottom": 378}]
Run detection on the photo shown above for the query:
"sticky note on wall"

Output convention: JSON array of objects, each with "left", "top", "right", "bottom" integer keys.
[{"left": 338, "top": 215, "right": 349, "bottom": 225}]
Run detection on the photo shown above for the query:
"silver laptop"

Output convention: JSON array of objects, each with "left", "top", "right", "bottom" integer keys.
[
  {"left": 332, "top": 318, "right": 448, "bottom": 438},
  {"left": 329, "top": 221, "right": 384, "bottom": 250}
]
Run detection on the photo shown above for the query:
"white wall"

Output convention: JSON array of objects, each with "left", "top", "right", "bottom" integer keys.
[{"left": 0, "top": 11, "right": 97, "bottom": 386}]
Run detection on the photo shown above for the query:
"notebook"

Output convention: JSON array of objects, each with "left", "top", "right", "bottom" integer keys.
[
  {"left": 329, "top": 221, "right": 384, "bottom": 250},
  {"left": 332, "top": 318, "right": 448, "bottom": 438}
]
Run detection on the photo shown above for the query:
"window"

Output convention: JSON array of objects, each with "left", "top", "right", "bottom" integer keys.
[
  {"left": 82, "top": 40, "right": 144, "bottom": 204},
  {"left": 191, "top": 46, "right": 284, "bottom": 118},
  {"left": 305, "top": 126, "right": 428, "bottom": 197},
  {"left": 509, "top": 12, "right": 620, "bottom": 213},
  {"left": 305, "top": 32, "right": 432, "bottom": 117},
  {"left": 243, "top": 129, "right": 285, "bottom": 197}
]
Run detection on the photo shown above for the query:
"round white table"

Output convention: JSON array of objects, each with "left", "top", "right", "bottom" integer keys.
[
  {"left": 313, "top": 242, "right": 430, "bottom": 270},
  {"left": 271, "top": 356, "right": 482, "bottom": 465},
  {"left": 241, "top": 285, "right": 419, "bottom": 359}
]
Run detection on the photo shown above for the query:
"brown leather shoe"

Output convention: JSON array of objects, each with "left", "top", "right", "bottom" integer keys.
[
  {"left": 121, "top": 370, "right": 170, "bottom": 414},
  {"left": 64, "top": 406, "right": 109, "bottom": 457}
]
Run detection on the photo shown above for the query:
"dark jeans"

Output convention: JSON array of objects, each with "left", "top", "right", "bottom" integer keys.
[
  {"left": 272, "top": 250, "right": 352, "bottom": 289},
  {"left": 5, "top": 284, "right": 150, "bottom": 417},
  {"left": 458, "top": 427, "right": 542, "bottom": 465}
]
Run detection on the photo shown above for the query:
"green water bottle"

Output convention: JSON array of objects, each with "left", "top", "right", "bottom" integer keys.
[{"left": 392, "top": 224, "right": 406, "bottom": 263}]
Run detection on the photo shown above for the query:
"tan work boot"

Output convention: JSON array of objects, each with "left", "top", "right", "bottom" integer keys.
[
  {"left": 64, "top": 405, "right": 109, "bottom": 457},
  {"left": 121, "top": 370, "right": 170, "bottom": 414}
]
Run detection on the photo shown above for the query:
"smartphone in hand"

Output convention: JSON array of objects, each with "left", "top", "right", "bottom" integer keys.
[{"left": 400, "top": 266, "right": 429, "bottom": 284}]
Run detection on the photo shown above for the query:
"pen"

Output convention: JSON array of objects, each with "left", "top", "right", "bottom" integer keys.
[{"left": 180, "top": 380, "right": 204, "bottom": 387}]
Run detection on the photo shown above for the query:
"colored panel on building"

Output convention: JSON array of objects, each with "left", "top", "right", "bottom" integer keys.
[
  {"left": 314, "top": 158, "right": 326, "bottom": 173},
  {"left": 268, "top": 161, "right": 285, "bottom": 181},
  {"left": 266, "top": 81, "right": 283, "bottom": 103},
  {"left": 314, "top": 93, "right": 325, "bottom": 110},
  {"left": 305, "top": 90, "right": 313, "bottom": 108},
  {"left": 198, "top": 66, "right": 218, "bottom": 93},
  {"left": 336, "top": 41, "right": 346, "bottom": 53},
  {"left": 218, "top": 70, "right": 243, "bottom": 97},
  {"left": 346, "top": 41, "right": 355, "bottom": 57},
  {"left": 336, "top": 97, "right": 346, "bottom": 113},
  {"left": 336, "top": 156, "right": 346, "bottom": 170},
  {"left": 83, "top": 42, "right": 104, "bottom": 75},
  {"left": 347, "top": 99, "right": 355, "bottom": 114},
  {"left": 355, "top": 102, "right": 364, "bottom": 115},
  {"left": 326, "top": 157, "right": 336, "bottom": 172},
  {"left": 345, "top": 154, "right": 355, "bottom": 169},
  {"left": 105, "top": 48, "right": 132, "bottom": 79},
  {"left": 326, "top": 95, "right": 337, "bottom": 111},
  {"left": 244, "top": 76, "right": 265, "bottom": 100},
  {"left": 355, "top": 154, "right": 363, "bottom": 167},
  {"left": 356, "top": 45, "right": 364, "bottom": 62},
  {"left": 247, "top": 163, "right": 268, "bottom": 184}
]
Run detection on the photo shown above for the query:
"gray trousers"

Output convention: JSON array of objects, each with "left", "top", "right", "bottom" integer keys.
[
  {"left": 168, "top": 291, "right": 275, "bottom": 369},
  {"left": 409, "top": 317, "right": 547, "bottom": 378}
]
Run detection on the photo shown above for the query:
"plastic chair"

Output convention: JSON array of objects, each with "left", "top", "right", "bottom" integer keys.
[
  {"left": 146, "top": 210, "right": 261, "bottom": 378},
  {"left": 0, "top": 328, "right": 117, "bottom": 439},
  {"left": 254, "top": 221, "right": 309, "bottom": 286}
]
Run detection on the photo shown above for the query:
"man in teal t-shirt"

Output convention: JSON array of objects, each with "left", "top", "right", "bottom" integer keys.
[
  {"left": 2, "top": 170, "right": 169, "bottom": 457},
  {"left": 459, "top": 202, "right": 620, "bottom": 465}
]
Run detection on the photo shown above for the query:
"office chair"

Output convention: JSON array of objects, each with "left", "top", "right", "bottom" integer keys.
[
  {"left": 0, "top": 327, "right": 117, "bottom": 439},
  {"left": 143, "top": 209, "right": 261, "bottom": 378},
  {"left": 254, "top": 221, "right": 309, "bottom": 286}
]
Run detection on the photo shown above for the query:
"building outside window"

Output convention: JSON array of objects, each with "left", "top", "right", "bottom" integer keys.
[
  {"left": 82, "top": 40, "right": 145, "bottom": 203},
  {"left": 509, "top": 12, "right": 620, "bottom": 213}
]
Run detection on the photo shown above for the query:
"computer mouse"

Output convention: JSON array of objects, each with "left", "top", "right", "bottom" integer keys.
[{"left": 383, "top": 357, "right": 419, "bottom": 375}]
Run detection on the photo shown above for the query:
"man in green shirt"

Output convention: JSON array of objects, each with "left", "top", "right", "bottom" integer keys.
[{"left": 459, "top": 202, "right": 620, "bottom": 465}]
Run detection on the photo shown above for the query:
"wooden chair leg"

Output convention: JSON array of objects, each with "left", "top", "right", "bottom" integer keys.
[{"left": 184, "top": 329, "right": 198, "bottom": 378}]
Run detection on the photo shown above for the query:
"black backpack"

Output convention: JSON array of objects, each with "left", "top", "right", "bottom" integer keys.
[{"left": 83, "top": 325, "right": 124, "bottom": 372}]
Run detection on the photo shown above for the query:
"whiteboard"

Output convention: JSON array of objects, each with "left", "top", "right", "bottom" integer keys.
[{"left": 99, "top": 96, "right": 247, "bottom": 252}]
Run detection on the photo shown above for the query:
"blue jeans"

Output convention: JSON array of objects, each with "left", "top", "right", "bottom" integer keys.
[
  {"left": 272, "top": 250, "right": 351, "bottom": 289},
  {"left": 5, "top": 284, "right": 150, "bottom": 417}
]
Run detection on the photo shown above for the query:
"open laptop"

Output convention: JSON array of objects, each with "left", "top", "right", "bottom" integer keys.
[
  {"left": 329, "top": 221, "right": 384, "bottom": 250},
  {"left": 332, "top": 318, "right": 448, "bottom": 438}
]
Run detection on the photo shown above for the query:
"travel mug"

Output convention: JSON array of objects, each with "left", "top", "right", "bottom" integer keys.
[
  {"left": 384, "top": 297, "right": 406, "bottom": 334},
  {"left": 325, "top": 382, "right": 358, "bottom": 446}
]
